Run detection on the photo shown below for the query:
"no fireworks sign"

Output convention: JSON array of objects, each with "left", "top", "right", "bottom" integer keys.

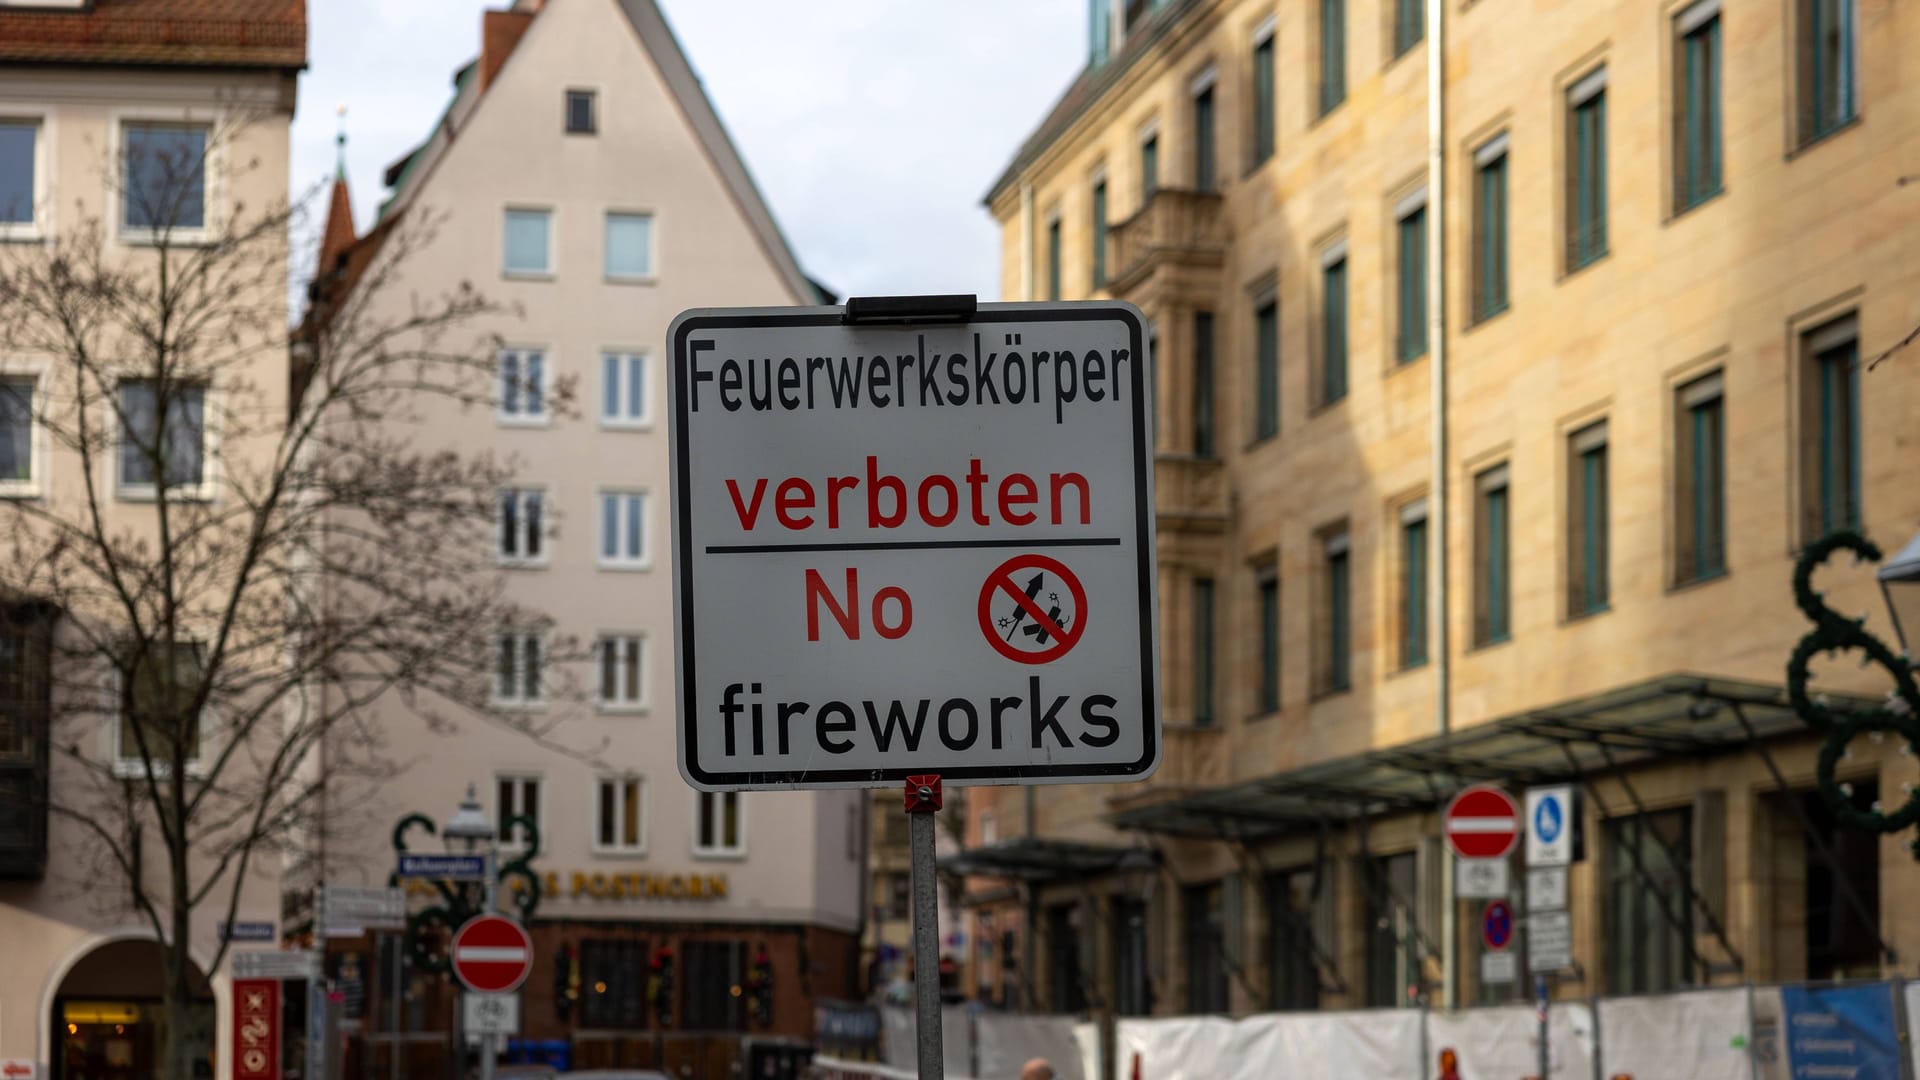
[{"left": 668, "top": 301, "right": 1161, "bottom": 790}]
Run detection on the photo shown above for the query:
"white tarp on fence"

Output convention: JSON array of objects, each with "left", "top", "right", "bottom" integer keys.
[
  {"left": 1115, "top": 1016, "right": 1239, "bottom": 1080},
  {"left": 1422, "top": 1003, "right": 1594, "bottom": 1080},
  {"left": 1117, "top": 1009, "right": 1422, "bottom": 1080},
  {"left": 1908, "top": 982, "right": 1920, "bottom": 1080},
  {"left": 974, "top": 1012, "right": 1086, "bottom": 1080},
  {"left": 1598, "top": 988, "right": 1752, "bottom": 1080},
  {"left": 878, "top": 1004, "right": 974, "bottom": 1077}
]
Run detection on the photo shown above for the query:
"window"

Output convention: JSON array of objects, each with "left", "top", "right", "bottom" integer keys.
[
  {"left": 682, "top": 941, "right": 747, "bottom": 1031},
  {"left": 0, "top": 119, "right": 39, "bottom": 234},
  {"left": 1192, "top": 311, "right": 1216, "bottom": 457},
  {"left": 1802, "top": 783, "right": 1881, "bottom": 980},
  {"left": 1568, "top": 69, "right": 1608, "bottom": 270},
  {"left": 1364, "top": 852, "right": 1420, "bottom": 1007},
  {"left": 1269, "top": 867, "right": 1330, "bottom": 1011},
  {"left": 1675, "top": 0, "right": 1723, "bottom": 212},
  {"left": 1320, "top": 250, "right": 1348, "bottom": 404},
  {"left": 0, "top": 374, "right": 36, "bottom": 494},
  {"left": 595, "top": 776, "right": 646, "bottom": 854},
  {"left": 1192, "top": 75, "right": 1217, "bottom": 192},
  {"left": 1607, "top": 808, "right": 1693, "bottom": 993},
  {"left": 1254, "top": 297, "right": 1279, "bottom": 439},
  {"left": 1112, "top": 897, "right": 1151, "bottom": 1016},
  {"left": 565, "top": 89, "right": 597, "bottom": 134},
  {"left": 1400, "top": 501, "right": 1429, "bottom": 668},
  {"left": 604, "top": 212, "right": 654, "bottom": 280},
  {"left": 498, "top": 348, "right": 548, "bottom": 421},
  {"left": 1799, "top": 0, "right": 1857, "bottom": 143},
  {"left": 1319, "top": 530, "right": 1351, "bottom": 693},
  {"left": 885, "top": 872, "right": 911, "bottom": 918},
  {"left": 599, "top": 490, "right": 649, "bottom": 569},
  {"left": 1396, "top": 193, "right": 1428, "bottom": 363},
  {"left": 1192, "top": 577, "right": 1216, "bottom": 727},
  {"left": 1088, "top": 0, "right": 1112, "bottom": 65},
  {"left": 1674, "top": 372, "right": 1726, "bottom": 583},
  {"left": 1802, "top": 316, "right": 1861, "bottom": 540},
  {"left": 503, "top": 208, "right": 552, "bottom": 275},
  {"left": 496, "top": 488, "right": 545, "bottom": 565},
  {"left": 579, "top": 939, "right": 646, "bottom": 1028},
  {"left": 1393, "top": 0, "right": 1424, "bottom": 56},
  {"left": 1472, "top": 136, "right": 1510, "bottom": 321},
  {"left": 1251, "top": 21, "right": 1276, "bottom": 166},
  {"left": 495, "top": 632, "right": 543, "bottom": 706},
  {"left": 1183, "top": 881, "right": 1229, "bottom": 1013},
  {"left": 122, "top": 121, "right": 208, "bottom": 235},
  {"left": 601, "top": 350, "right": 649, "bottom": 427},
  {"left": 694, "top": 790, "right": 744, "bottom": 856},
  {"left": 495, "top": 773, "right": 540, "bottom": 851},
  {"left": 1046, "top": 217, "right": 1062, "bottom": 301},
  {"left": 597, "top": 634, "right": 645, "bottom": 710},
  {"left": 1568, "top": 421, "right": 1610, "bottom": 616},
  {"left": 1318, "top": 0, "right": 1346, "bottom": 114},
  {"left": 1473, "top": 465, "right": 1511, "bottom": 645},
  {"left": 1140, "top": 129, "right": 1159, "bottom": 201},
  {"left": 1091, "top": 178, "right": 1109, "bottom": 289},
  {"left": 1258, "top": 565, "right": 1280, "bottom": 713},
  {"left": 117, "top": 640, "right": 204, "bottom": 770},
  {"left": 1047, "top": 903, "right": 1087, "bottom": 1014},
  {"left": 117, "top": 379, "right": 208, "bottom": 497},
  {"left": 0, "top": 604, "right": 52, "bottom": 875}
]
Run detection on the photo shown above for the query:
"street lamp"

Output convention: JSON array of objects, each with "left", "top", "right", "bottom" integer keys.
[
  {"left": 442, "top": 783, "right": 497, "bottom": 857},
  {"left": 1877, "top": 529, "right": 1920, "bottom": 663}
]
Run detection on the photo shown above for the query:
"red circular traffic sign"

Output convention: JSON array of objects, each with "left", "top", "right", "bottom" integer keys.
[
  {"left": 1482, "top": 900, "right": 1514, "bottom": 951},
  {"left": 976, "top": 553, "right": 1087, "bottom": 665},
  {"left": 1443, "top": 784, "right": 1520, "bottom": 860},
  {"left": 451, "top": 914, "right": 533, "bottom": 994}
]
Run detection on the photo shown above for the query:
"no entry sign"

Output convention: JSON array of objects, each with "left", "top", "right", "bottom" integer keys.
[
  {"left": 1444, "top": 785, "right": 1521, "bottom": 860},
  {"left": 450, "top": 915, "right": 533, "bottom": 994},
  {"left": 668, "top": 301, "right": 1160, "bottom": 789}
]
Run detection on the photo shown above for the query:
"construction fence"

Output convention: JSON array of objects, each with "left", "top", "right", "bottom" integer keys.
[{"left": 813, "top": 979, "right": 1919, "bottom": 1079}]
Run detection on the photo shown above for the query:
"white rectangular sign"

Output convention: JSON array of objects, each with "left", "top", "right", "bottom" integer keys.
[
  {"left": 1528, "top": 910, "right": 1574, "bottom": 973},
  {"left": 230, "top": 949, "right": 318, "bottom": 981},
  {"left": 1456, "top": 856, "right": 1509, "bottom": 899},
  {"left": 462, "top": 993, "right": 520, "bottom": 1037},
  {"left": 669, "top": 302, "right": 1160, "bottom": 790},
  {"left": 1526, "top": 866, "right": 1569, "bottom": 912},
  {"left": 1526, "top": 785, "right": 1574, "bottom": 867},
  {"left": 1480, "top": 950, "right": 1518, "bottom": 985},
  {"left": 320, "top": 885, "right": 406, "bottom": 936}
]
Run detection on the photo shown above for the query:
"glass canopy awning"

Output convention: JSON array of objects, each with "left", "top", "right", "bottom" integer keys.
[{"left": 938, "top": 835, "right": 1160, "bottom": 882}]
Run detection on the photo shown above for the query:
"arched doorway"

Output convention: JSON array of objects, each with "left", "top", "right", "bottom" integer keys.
[{"left": 50, "top": 938, "right": 214, "bottom": 1080}]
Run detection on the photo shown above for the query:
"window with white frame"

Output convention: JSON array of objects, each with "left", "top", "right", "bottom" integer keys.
[
  {"left": 0, "top": 118, "right": 42, "bottom": 238},
  {"left": 496, "top": 488, "right": 545, "bottom": 565},
  {"left": 503, "top": 208, "right": 551, "bottom": 275},
  {"left": 0, "top": 374, "right": 38, "bottom": 495},
  {"left": 595, "top": 776, "right": 646, "bottom": 854},
  {"left": 117, "top": 378, "right": 209, "bottom": 498},
  {"left": 496, "top": 773, "right": 541, "bottom": 851},
  {"left": 601, "top": 351, "right": 649, "bottom": 426},
  {"left": 604, "top": 212, "right": 654, "bottom": 280},
  {"left": 495, "top": 631, "right": 543, "bottom": 705},
  {"left": 115, "top": 638, "right": 205, "bottom": 773},
  {"left": 121, "top": 121, "right": 210, "bottom": 237},
  {"left": 498, "top": 349, "right": 548, "bottom": 421},
  {"left": 693, "top": 790, "right": 743, "bottom": 856},
  {"left": 596, "top": 633, "right": 645, "bottom": 709},
  {"left": 598, "top": 490, "right": 648, "bottom": 568}
]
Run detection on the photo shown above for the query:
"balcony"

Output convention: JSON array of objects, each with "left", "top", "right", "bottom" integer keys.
[
  {"left": 1155, "top": 454, "right": 1228, "bottom": 534},
  {"left": 1107, "top": 188, "right": 1226, "bottom": 298}
]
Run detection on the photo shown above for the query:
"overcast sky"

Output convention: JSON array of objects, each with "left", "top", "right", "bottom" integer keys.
[{"left": 290, "top": 0, "right": 1085, "bottom": 299}]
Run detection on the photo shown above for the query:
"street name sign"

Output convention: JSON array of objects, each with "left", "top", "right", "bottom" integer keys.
[
  {"left": 668, "top": 301, "right": 1160, "bottom": 789},
  {"left": 1444, "top": 785, "right": 1521, "bottom": 860},
  {"left": 220, "top": 921, "right": 276, "bottom": 942},
  {"left": 396, "top": 854, "right": 487, "bottom": 880},
  {"left": 451, "top": 915, "right": 533, "bottom": 994}
]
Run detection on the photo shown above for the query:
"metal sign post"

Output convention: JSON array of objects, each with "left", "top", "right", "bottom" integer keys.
[{"left": 906, "top": 775, "right": 944, "bottom": 1080}]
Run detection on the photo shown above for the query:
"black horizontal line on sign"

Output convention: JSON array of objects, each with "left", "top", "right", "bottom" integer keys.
[{"left": 704, "top": 537, "right": 1124, "bottom": 554}]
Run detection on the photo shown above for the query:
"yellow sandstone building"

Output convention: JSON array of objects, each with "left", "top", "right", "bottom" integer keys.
[{"left": 957, "top": 0, "right": 1920, "bottom": 1021}]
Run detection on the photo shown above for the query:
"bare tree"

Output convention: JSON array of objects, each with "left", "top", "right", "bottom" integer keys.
[{"left": 0, "top": 113, "right": 584, "bottom": 1080}]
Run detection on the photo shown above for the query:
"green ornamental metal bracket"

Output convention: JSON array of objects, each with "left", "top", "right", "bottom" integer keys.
[
  {"left": 1786, "top": 530, "right": 1920, "bottom": 857},
  {"left": 389, "top": 810, "right": 543, "bottom": 975}
]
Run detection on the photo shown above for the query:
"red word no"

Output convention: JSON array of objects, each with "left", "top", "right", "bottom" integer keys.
[{"left": 806, "top": 568, "right": 912, "bottom": 641}]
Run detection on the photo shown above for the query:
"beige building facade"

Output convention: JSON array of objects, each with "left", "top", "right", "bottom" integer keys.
[{"left": 964, "top": 0, "right": 1920, "bottom": 1022}]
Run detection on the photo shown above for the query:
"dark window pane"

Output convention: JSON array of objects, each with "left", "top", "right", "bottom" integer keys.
[
  {"left": 1192, "top": 578, "right": 1215, "bottom": 726},
  {"left": 1193, "top": 312, "right": 1215, "bottom": 457},
  {"left": 0, "top": 376, "right": 31, "bottom": 482},
  {"left": 1255, "top": 301, "right": 1278, "bottom": 438},
  {"left": 1193, "top": 88, "right": 1216, "bottom": 191},
  {"left": 123, "top": 124, "right": 207, "bottom": 230},
  {"left": 566, "top": 90, "right": 596, "bottom": 134},
  {"left": 1397, "top": 208, "right": 1427, "bottom": 362},
  {"left": 0, "top": 122, "right": 35, "bottom": 225}
]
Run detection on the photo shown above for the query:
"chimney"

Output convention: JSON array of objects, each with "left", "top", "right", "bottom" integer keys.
[{"left": 479, "top": 9, "right": 535, "bottom": 92}]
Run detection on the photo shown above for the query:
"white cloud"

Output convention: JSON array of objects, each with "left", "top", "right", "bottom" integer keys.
[{"left": 291, "top": 0, "right": 1085, "bottom": 300}]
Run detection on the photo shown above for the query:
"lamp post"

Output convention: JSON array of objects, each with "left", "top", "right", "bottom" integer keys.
[
  {"left": 1786, "top": 529, "right": 1920, "bottom": 857},
  {"left": 442, "top": 785, "right": 500, "bottom": 1080}
]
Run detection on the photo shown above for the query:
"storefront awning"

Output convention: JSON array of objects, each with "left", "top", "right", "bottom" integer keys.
[
  {"left": 1112, "top": 673, "right": 1878, "bottom": 840},
  {"left": 939, "top": 835, "right": 1159, "bottom": 882}
]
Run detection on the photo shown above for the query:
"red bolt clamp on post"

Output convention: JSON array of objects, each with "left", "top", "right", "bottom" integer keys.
[{"left": 904, "top": 774, "right": 943, "bottom": 813}]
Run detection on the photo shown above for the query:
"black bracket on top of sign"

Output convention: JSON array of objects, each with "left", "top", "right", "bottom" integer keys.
[{"left": 841, "top": 293, "right": 977, "bottom": 325}]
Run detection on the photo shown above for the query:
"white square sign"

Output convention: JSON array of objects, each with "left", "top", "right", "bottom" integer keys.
[
  {"left": 1526, "top": 785, "right": 1574, "bottom": 867},
  {"left": 1456, "top": 857, "right": 1509, "bottom": 899},
  {"left": 462, "top": 993, "right": 519, "bottom": 1037},
  {"left": 669, "top": 302, "right": 1160, "bottom": 790}
]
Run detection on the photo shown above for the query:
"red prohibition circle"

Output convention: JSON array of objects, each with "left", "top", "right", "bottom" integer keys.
[{"left": 977, "top": 553, "right": 1088, "bottom": 665}]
